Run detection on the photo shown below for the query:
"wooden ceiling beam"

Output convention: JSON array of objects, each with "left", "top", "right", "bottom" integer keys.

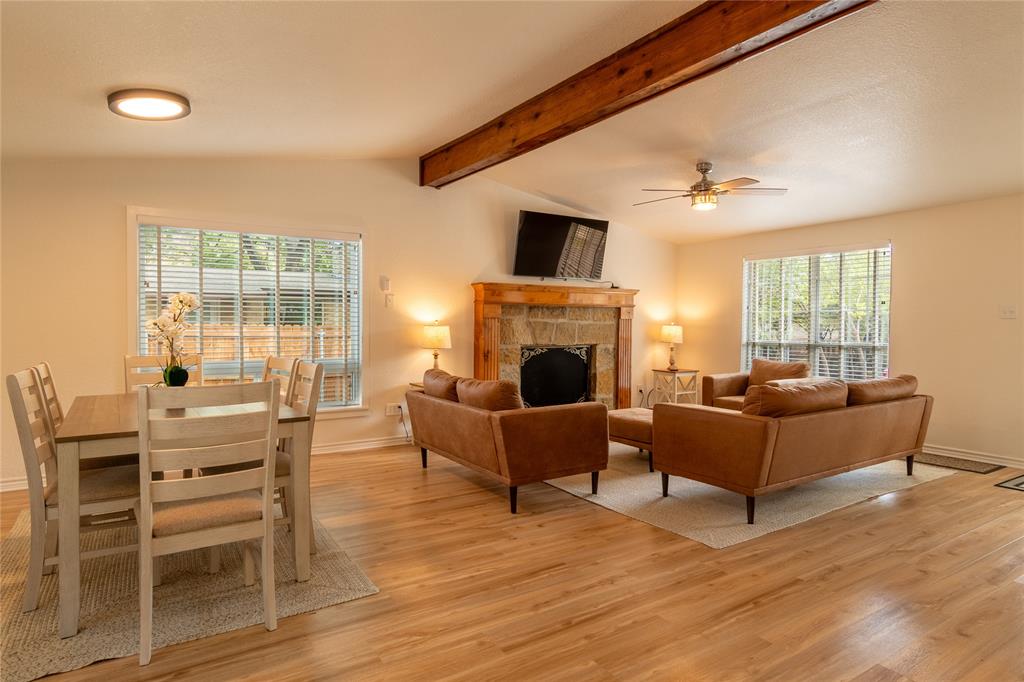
[{"left": 420, "top": 0, "right": 874, "bottom": 188}]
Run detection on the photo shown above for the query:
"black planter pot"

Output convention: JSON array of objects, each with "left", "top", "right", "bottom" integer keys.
[{"left": 163, "top": 366, "right": 189, "bottom": 387}]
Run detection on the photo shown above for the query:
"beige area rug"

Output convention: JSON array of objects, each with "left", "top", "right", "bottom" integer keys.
[
  {"left": 548, "top": 444, "right": 956, "bottom": 549},
  {"left": 1, "top": 514, "right": 378, "bottom": 682}
]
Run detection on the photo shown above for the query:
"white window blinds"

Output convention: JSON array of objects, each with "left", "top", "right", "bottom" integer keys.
[
  {"left": 742, "top": 244, "right": 891, "bottom": 380},
  {"left": 137, "top": 223, "right": 362, "bottom": 407}
]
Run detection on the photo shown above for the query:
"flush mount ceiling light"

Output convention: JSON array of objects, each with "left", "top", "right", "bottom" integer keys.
[{"left": 107, "top": 89, "right": 190, "bottom": 121}]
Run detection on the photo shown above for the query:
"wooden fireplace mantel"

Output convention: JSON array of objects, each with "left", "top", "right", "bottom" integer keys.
[{"left": 471, "top": 282, "right": 637, "bottom": 408}]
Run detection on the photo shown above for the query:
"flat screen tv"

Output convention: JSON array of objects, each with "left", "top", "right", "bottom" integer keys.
[{"left": 513, "top": 211, "right": 609, "bottom": 279}]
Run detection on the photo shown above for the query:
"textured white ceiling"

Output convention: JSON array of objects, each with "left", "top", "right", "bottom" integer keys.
[
  {"left": 484, "top": 1, "right": 1024, "bottom": 243},
  {"left": 0, "top": 0, "right": 690, "bottom": 158}
]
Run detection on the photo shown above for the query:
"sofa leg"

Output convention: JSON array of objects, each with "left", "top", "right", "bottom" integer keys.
[
  {"left": 421, "top": 448, "right": 427, "bottom": 469},
  {"left": 746, "top": 496, "right": 755, "bottom": 524},
  {"left": 509, "top": 486, "right": 518, "bottom": 514},
  {"left": 591, "top": 471, "right": 599, "bottom": 495},
  {"left": 661, "top": 472, "right": 669, "bottom": 497},
  {"left": 648, "top": 451, "right": 654, "bottom": 473},
  {"left": 906, "top": 455, "right": 914, "bottom": 476}
]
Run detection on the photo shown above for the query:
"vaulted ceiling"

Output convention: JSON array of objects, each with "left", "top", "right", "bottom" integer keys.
[{"left": 3, "top": 1, "right": 1021, "bottom": 243}]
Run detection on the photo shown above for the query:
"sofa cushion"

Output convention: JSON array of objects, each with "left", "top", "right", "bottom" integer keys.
[
  {"left": 456, "top": 378, "right": 524, "bottom": 411},
  {"left": 423, "top": 369, "right": 460, "bottom": 401},
  {"left": 742, "top": 380, "right": 848, "bottom": 417},
  {"left": 748, "top": 358, "right": 811, "bottom": 386},
  {"left": 712, "top": 395, "right": 746, "bottom": 411},
  {"left": 846, "top": 374, "right": 918, "bottom": 406},
  {"left": 608, "top": 407, "right": 653, "bottom": 445}
]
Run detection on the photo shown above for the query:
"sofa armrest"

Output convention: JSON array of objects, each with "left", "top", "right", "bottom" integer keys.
[
  {"left": 491, "top": 402, "right": 609, "bottom": 485},
  {"left": 652, "top": 403, "right": 777, "bottom": 493},
  {"left": 701, "top": 372, "right": 750, "bottom": 406}
]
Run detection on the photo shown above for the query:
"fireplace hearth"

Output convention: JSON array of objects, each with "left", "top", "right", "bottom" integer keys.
[{"left": 519, "top": 345, "right": 592, "bottom": 407}]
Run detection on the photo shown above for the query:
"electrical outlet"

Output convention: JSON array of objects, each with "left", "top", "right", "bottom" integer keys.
[
  {"left": 384, "top": 292, "right": 394, "bottom": 308},
  {"left": 385, "top": 403, "right": 402, "bottom": 416},
  {"left": 999, "top": 304, "right": 1017, "bottom": 320}
]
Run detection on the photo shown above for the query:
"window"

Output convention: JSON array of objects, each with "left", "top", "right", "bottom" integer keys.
[
  {"left": 742, "top": 244, "right": 891, "bottom": 380},
  {"left": 135, "top": 221, "right": 362, "bottom": 408}
]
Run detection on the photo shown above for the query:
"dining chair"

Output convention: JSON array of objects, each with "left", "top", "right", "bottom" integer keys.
[
  {"left": 136, "top": 381, "right": 280, "bottom": 665},
  {"left": 124, "top": 354, "right": 203, "bottom": 390},
  {"left": 261, "top": 356, "right": 298, "bottom": 401},
  {"left": 7, "top": 368, "right": 139, "bottom": 613},
  {"left": 33, "top": 362, "right": 137, "bottom": 471},
  {"left": 274, "top": 361, "right": 324, "bottom": 557}
]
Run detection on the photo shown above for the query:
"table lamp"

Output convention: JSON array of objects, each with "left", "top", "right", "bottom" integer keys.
[
  {"left": 660, "top": 324, "right": 683, "bottom": 371},
  {"left": 420, "top": 321, "right": 452, "bottom": 370}
]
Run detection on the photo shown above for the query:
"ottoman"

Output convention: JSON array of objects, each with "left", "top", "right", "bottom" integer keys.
[{"left": 608, "top": 407, "right": 654, "bottom": 472}]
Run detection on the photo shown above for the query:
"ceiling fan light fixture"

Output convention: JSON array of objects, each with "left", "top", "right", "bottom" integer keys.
[
  {"left": 691, "top": 191, "right": 717, "bottom": 211},
  {"left": 107, "top": 89, "right": 190, "bottom": 120}
]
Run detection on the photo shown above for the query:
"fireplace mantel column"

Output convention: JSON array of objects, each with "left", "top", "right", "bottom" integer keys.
[
  {"left": 474, "top": 301, "right": 502, "bottom": 380},
  {"left": 617, "top": 306, "right": 633, "bottom": 408}
]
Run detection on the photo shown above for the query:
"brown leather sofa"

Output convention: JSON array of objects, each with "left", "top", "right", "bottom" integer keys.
[
  {"left": 702, "top": 358, "right": 812, "bottom": 410},
  {"left": 655, "top": 375, "right": 932, "bottom": 523},
  {"left": 405, "top": 370, "right": 609, "bottom": 513}
]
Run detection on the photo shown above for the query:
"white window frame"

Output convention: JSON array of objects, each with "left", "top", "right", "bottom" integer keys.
[
  {"left": 740, "top": 241, "right": 894, "bottom": 380},
  {"left": 125, "top": 206, "right": 370, "bottom": 418}
]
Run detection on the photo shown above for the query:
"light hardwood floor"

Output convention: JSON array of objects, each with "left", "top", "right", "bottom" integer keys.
[{"left": 3, "top": 445, "right": 1022, "bottom": 681}]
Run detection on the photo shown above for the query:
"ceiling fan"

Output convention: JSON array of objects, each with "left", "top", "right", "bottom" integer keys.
[{"left": 633, "top": 161, "right": 787, "bottom": 212}]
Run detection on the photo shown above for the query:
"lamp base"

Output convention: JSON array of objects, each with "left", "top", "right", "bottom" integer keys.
[
  {"left": 432, "top": 350, "right": 440, "bottom": 370},
  {"left": 667, "top": 344, "right": 678, "bottom": 372}
]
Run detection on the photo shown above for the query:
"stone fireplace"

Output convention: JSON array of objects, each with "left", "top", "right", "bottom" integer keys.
[{"left": 472, "top": 283, "right": 637, "bottom": 408}]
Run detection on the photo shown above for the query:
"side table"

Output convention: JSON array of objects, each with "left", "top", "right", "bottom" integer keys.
[{"left": 651, "top": 369, "right": 699, "bottom": 405}]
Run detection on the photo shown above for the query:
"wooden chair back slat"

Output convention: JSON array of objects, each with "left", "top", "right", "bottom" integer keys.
[
  {"left": 150, "top": 467, "right": 266, "bottom": 503},
  {"left": 262, "top": 356, "right": 298, "bottom": 401},
  {"left": 32, "top": 362, "right": 64, "bottom": 431},
  {"left": 151, "top": 440, "right": 268, "bottom": 472},
  {"left": 289, "top": 361, "right": 324, "bottom": 418},
  {"left": 144, "top": 382, "right": 271, "bottom": 410},
  {"left": 125, "top": 355, "right": 203, "bottom": 390},
  {"left": 148, "top": 410, "right": 270, "bottom": 444}
]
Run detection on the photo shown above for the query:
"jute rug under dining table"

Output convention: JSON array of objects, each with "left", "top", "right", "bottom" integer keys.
[
  {"left": 0, "top": 515, "right": 378, "bottom": 682},
  {"left": 548, "top": 443, "right": 956, "bottom": 549}
]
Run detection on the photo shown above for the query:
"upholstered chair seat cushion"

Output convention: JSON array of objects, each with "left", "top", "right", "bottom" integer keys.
[
  {"left": 742, "top": 380, "right": 848, "bottom": 417},
  {"left": 847, "top": 374, "right": 919, "bottom": 405},
  {"left": 139, "top": 490, "right": 263, "bottom": 537},
  {"left": 747, "top": 358, "right": 811, "bottom": 386},
  {"left": 455, "top": 378, "right": 525, "bottom": 411},
  {"left": 712, "top": 395, "right": 746, "bottom": 411},
  {"left": 423, "top": 369, "right": 460, "bottom": 401},
  {"left": 44, "top": 464, "right": 140, "bottom": 507}
]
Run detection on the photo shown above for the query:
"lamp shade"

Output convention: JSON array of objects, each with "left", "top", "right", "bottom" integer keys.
[
  {"left": 420, "top": 324, "right": 452, "bottom": 350},
  {"left": 660, "top": 324, "right": 683, "bottom": 344}
]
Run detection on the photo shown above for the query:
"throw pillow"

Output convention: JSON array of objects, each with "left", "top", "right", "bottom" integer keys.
[
  {"left": 742, "top": 380, "right": 848, "bottom": 417},
  {"left": 748, "top": 358, "right": 811, "bottom": 386},
  {"left": 846, "top": 374, "right": 918, "bottom": 406},
  {"left": 456, "top": 378, "right": 525, "bottom": 411},
  {"left": 423, "top": 369, "right": 460, "bottom": 401}
]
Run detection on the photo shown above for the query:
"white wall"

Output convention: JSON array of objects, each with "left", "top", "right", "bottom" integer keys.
[
  {"left": 676, "top": 194, "right": 1024, "bottom": 466},
  {"left": 1, "top": 157, "right": 677, "bottom": 486}
]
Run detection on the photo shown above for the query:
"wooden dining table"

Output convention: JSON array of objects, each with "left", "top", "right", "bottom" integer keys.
[{"left": 53, "top": 392, "right": 313, "bottom": 639}]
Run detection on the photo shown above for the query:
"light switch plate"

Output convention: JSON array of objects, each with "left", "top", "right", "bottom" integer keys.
[{"left": 999, "top": 304, "right": 1017, "bottom": 320}]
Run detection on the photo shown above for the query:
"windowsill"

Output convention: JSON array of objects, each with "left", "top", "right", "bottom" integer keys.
[{"left": 317, "top": 404, "right": 371, "bottom": 420}]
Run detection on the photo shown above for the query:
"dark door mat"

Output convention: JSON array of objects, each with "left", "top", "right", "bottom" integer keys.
[
  {"left": 995, "top": 474, "right": 1024, "bottom": 492},
  {"left": 917, "top": 453, "right": 1004, "bottom": 474}
]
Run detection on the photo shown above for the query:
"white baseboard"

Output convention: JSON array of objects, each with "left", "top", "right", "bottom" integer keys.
[
  {"left": 0, "top": 437, "right": 413, "bottom": 492},
  {"left": 0, "top": 476, "right": 28, "bottom": 493},
  {"left": 923, "top": 443, "right": 1022, "bottom": 469},
  {"left": 311, "top": 435, "right": 411, "bottom": 456}
]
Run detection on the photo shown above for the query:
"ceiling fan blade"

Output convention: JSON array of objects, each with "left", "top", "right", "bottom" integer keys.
[
  {"left": 641, "top": 188, "right": 691, "bottom": 192},
  {"left": 632, "top": 194, "right": 689, "bottom": 206},
  {"left": 722, "top": 187, "right": 788, "bottom": 196},
  {"left": 713, "top": 177, "right": 758, "bottom": 190}
]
